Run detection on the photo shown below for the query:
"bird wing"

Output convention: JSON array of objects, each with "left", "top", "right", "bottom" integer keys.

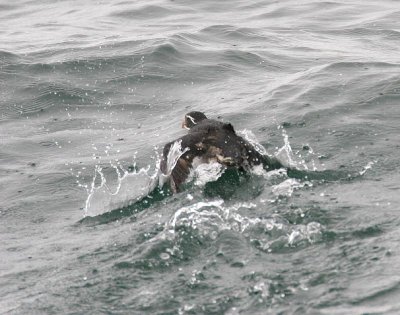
[{"left": 160, "top": 130, "right": 208, "bottom": 192}]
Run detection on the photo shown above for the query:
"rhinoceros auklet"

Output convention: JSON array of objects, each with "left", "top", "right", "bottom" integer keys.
[{"left": 160, "top": 111, "right": 283, "bottom": 193}]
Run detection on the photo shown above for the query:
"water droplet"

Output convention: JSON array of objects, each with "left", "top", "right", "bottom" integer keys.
[{"left": 160, "top": 253, "right": 170, "bottom": 260}]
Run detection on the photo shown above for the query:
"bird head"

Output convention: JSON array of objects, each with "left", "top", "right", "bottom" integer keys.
[{"left": 182, "top": 111, "right": 207, "bottom": 129}]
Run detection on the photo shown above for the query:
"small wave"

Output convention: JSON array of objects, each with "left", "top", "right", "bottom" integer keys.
[
  {"left": 1, "top": 81, "right": 104, "bottom": 120},
  {"left": 320, "top": 61, "right": 400, "bottom": 72},
  {"left": 29, "top": 83, "right": 98, "bottom": 108},
  {"left": 220, "top": 49, "right": 266, "bottom": 69},
  {"left": 252, "top": 5, "right": 303, "bottom": 20},
  {"left": 148, "top": 42, "right": 183, "bottom": 63},
  {"left": 199, "top": 25, "right": 266, "bottom": 41},
  {"left": 0, "top": 50, "right": 22, "bottom": 65},
  {"left": 158, "top": 199, "right": 323, "bottom": 252},
  {"left": 0, "top": 4, "right": 17, "bottom": 11},
  {"left": 110, "top": 4, "right": 181, "bottom": 20}
]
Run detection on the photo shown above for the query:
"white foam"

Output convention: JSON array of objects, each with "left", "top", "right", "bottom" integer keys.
[
  {"left": 160, "top": 199, "right": 322, "bottom": 248},
  {"left": 271, "top": 178, "right": 312, "bottom": 197},
  {"left": 193, "top": 162, "right": 226, "bottom": 186},
  {"left": 288, "top": 222, "right": 322, "bottom": 246}
]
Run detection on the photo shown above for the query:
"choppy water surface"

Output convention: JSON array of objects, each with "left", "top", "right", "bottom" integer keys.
[{"left": 1, "top": 0, "right": 400, "bottom": 314}]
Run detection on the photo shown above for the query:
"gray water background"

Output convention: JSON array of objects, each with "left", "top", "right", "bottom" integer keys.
[{"left": 1, "top": 0, "right": 400, "bottom": 314}]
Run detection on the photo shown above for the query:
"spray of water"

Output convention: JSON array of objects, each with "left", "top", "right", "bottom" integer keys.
[
  {"left": 83, "top": 162, "right": 160, "bottom": 217},
  {"left": 359, "top": 160, "right": 376, "bottom": 176},
  {"left": 157, "top": 199, "right": 323, "bottom": 250},
  {"left": 193, "top": 162, "right": 226, "bottom": 187},
  {"left": 158, "top": 140, "right": 189, "bottom": 187},
  {"left": 238, "top": 129, "right": 268, "bottom": 156},
  {"left": 80, "top": 127, "right": 373, "bottom": 217},
  {"left": 82, "top": 140, "right": 192, "bottom": 217},
  {"left": 275, "top": 128, "right": 297, "bottom": 168}
]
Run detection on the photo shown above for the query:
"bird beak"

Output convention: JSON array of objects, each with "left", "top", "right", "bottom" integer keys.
[{"left": 182, "top": 119, "right": 189, "bottom": 129}]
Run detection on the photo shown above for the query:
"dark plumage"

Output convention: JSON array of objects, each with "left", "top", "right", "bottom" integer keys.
[
  {"left": 182, "top": 111, "right": 207, "bottom": 129},
  {"left": 160, "top": 111, "right": 283, "bottom": 193}
]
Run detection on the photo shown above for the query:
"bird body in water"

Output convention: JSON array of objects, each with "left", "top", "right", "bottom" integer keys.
[{"left": 160, "top": 111, "right": 283, "bottom": 193}]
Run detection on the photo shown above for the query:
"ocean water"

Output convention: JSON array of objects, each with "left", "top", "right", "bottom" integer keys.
[{"left": 1, "top": 0, "right": 400, "bottom": 314}]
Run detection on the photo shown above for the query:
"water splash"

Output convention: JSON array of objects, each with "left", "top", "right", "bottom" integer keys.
[
  {"left": 238, "top": 129, "right": 268, "bottom": 156},
  {"left": 274, "top": 127, "right": 322, "bottom": 171},
  {"left": 193, "top": 162, "right": 226, "bottom": 186},
  {"left": 240, "top": 127, "right": 320, "bottom": 172},
  {"left": 287, "top": 222, "right": 322, "bottom": 246},
  {"left": 271, "top": 178, "right": 312, "bottom": 197},
  {"left": 275, "top": 128, "right": 297, "bottom": 168},
  {"left": 159, "top": 199, "right": 322, "bottom": 250},
  {"left": 158, "top": 139, "right": 189, "bottom": 186},
  {"left": 81, "top": 140, "right": 194, "bottom": 217},
  {"left": 80, "top": 129, "right": 324, "bottom": 217},
  {"left": 83, "top": 158, "right": 160, "bottom": 217},
  {"left": 359, "top": 160, "right": 376, "bottom": 176}
]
